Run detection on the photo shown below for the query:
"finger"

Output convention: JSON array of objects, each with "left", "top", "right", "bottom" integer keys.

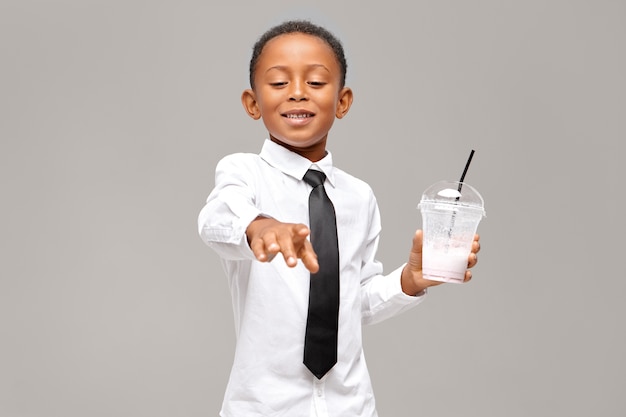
[
  {"left": 291, "top": 224, "right": 311, "bottom": 244},
  {"left": 250, "top": 234, "right": 279, "bottom": 262},
  {"left": 472, "top": 237, "right": 481, "bottom": 255},
  {"left": 276, "top": 233, "right": 299, "bottom": 267},
  {"left": 299, "top": 239, "right": 319, "bottom": 273},
  {"left": 467, "top": 252, "right": 478, "bottom": 269},
  {"left": 463, "top": 270, "right": 473, "bottom": 283},
  {"left": 249, "top": 238, "right": 266, "bottom": 261},
  {"left": 293, "top": 225, "right": 318, "bottom": 272},
  {"left": 276, "top": 224, "right": 313, "bottom": 267},
  {"left": 281, "top": 224, "right": 311, "bottom": 267}
]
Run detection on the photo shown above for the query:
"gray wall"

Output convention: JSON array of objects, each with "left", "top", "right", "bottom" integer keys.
[{"left": 1, "top": 1, "right": 624, "bottom": 416}]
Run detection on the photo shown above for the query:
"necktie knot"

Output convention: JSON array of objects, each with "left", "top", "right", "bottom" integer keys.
[{"left": 303, "top": 169, "right": 326, "bottom": 188}]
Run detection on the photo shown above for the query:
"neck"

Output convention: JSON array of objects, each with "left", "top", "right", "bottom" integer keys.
[{"left": 269, "top": 136, "right": 328, "bottom": 162}]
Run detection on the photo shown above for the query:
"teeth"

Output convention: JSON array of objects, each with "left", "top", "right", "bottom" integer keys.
[{"left": 286, "top": 114, "right": 311, "bottom": 119}]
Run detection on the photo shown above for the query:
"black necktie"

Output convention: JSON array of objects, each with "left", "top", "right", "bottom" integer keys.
[{"left": 302, "top": 169, "right": 340, "bottom": 379}]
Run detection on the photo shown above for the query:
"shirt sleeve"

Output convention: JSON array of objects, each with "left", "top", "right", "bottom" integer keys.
[
  {"left": 361, "top": 264, "right": 427, "bottom": 325},
  {"left": 197, "top": 154, "right": 262, "bottom": 261},
  {"left": 360, "top": 193, "right": 427, "bottom": 326}
]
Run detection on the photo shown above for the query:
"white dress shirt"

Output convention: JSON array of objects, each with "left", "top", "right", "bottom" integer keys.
[{"left": 198, "top": 139, "right": 426, "bottom": 417}]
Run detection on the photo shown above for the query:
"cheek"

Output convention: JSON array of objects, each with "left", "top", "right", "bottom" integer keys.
[
  {"left": 315, "top": 93, "right": 339, "bottom": 110},
  {"left": 257, "top": 89, "right": 284, "bottom": 107}
]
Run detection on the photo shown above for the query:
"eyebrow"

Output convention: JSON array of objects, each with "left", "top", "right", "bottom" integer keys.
[{"left": 265, "top": 64, "right": 330, "bottom": 73}]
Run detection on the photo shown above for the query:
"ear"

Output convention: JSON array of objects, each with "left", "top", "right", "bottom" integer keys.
[
  {"left": 241, "top": 89, "right": 261, "bottom": 120},
  {"left": 335, "top": 87, "right": 354, "bottom": 119}
]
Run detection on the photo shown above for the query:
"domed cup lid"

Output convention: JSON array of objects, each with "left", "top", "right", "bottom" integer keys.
[{"left": 419, "top": 180, "right": 485, "bottom": 216}]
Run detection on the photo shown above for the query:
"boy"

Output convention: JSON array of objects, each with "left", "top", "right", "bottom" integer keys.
[{"left": 198, "top": 20, "right": 480, "bottom": 417}]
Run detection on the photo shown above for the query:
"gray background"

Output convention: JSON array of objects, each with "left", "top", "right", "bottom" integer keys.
[{"left": 1, "top": 1, "right": 624, "bottom": 416}]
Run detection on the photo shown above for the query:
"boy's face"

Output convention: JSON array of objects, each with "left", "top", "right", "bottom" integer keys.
[{"left": 242, "top": 33, "right": 353, "bottom": 162}]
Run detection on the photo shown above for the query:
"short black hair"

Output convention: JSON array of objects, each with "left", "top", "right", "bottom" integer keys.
[{"left": 248, "top": 20, "right": 347, "bottom": 89}]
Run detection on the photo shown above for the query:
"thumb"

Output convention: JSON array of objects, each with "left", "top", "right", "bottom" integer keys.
[{"left": 407, "top": 229, "right": 423, "bottom": 271}]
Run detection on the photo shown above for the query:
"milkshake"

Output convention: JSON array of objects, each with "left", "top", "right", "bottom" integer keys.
[{"left": 418, "top": 180, "right": 485, "bottom": 284}]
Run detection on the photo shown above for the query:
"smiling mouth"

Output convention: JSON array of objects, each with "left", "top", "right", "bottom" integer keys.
[{"left": 282, "top": 112, "right": 314, "bottom": 119}]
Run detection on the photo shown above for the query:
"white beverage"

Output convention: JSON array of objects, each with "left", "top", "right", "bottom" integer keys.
[{"left": 421, "top": 248, "right": 469, "bottom": 283}]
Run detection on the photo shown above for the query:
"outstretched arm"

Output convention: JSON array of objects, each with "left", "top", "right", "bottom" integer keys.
[{"left": 400, "top": 230, "right": 481, "bottom": 296}]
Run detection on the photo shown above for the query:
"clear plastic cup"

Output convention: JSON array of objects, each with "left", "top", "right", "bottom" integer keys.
[{"left": 418, "top": 180, "right": 486, "bottom": 283}]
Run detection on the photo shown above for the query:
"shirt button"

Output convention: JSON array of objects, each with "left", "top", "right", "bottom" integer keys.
[{"left": 317, "top": 389, "right": 323, "bottom": 397}]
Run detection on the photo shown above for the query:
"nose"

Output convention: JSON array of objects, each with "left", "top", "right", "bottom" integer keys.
[{"left": 289, "top": 80, "right": 307, "bottom": 101}]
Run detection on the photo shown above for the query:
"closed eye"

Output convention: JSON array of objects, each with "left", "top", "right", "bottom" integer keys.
[
  {"left": 308, "top": 81, "right": 326, "bottom": 87},
  {"left": 269, "top": 82, "right": 288, "bottom": 87}
]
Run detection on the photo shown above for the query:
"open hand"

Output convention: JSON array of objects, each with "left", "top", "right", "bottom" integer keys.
[{"left": 246, "top": 216, "right": 319, "bottom": 273}]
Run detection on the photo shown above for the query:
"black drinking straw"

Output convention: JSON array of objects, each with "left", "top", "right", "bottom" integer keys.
[
  {"left": 457, "top": 149, "right": 475, "bottom": 194},
  {"left": 446, "top": 149, "right": 476, "bottom": 246}
]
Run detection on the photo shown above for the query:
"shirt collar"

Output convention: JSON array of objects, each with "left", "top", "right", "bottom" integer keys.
[{"left": 259, "top": 139, "right": 336, "bottom": 187}]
